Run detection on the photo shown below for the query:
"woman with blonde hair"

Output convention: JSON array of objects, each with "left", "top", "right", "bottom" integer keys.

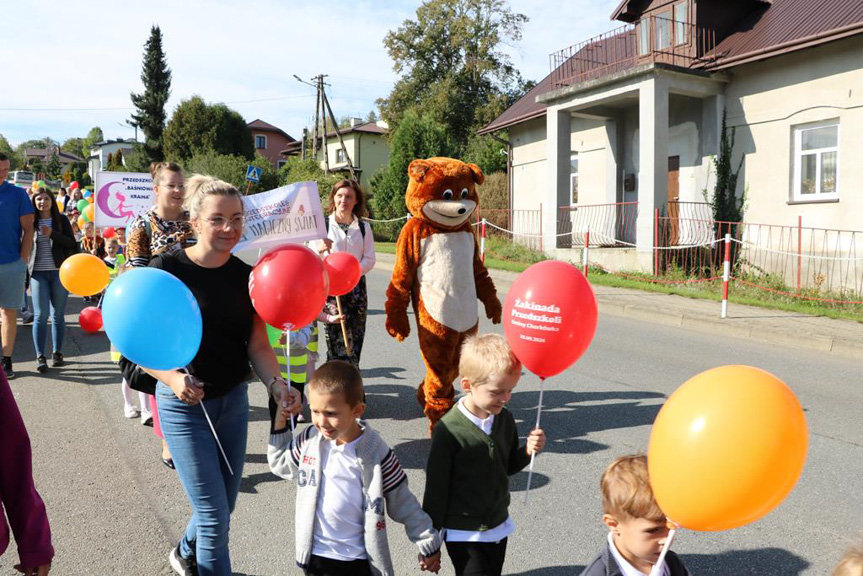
[{"left": 145, "top": 174, "right": 300, "bottom": 575}]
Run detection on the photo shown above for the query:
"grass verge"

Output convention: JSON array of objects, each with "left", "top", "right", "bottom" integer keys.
[{"left": 375, "top": 238, "right": 863, "bottom": 322}]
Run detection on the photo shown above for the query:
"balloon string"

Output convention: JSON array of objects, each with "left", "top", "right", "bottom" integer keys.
[
  {"left": 522, "top": 376, "right": 546, "bottom": 505},
  {"left": 181, "top": 367, "right": 234, "bottom": 476},
  {"left": 283, "top": 329, "right": 295, "bottom": 437},
  {"left": 649, "top": 525, "right": 677, "bottom": 576}
]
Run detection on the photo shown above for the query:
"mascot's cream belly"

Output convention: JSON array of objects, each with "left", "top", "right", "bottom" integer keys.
[{"left": 417, "top": 231, "right": 478, "bottom": 332}]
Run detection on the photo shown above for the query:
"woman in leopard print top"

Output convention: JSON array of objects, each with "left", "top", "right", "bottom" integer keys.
[{"left": 125, "top": 162, "right": 196, "bottom": 470}]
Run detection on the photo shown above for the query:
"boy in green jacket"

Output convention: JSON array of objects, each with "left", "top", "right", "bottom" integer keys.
[{"left": 422, "top": 334, "right": 546, "bottom": 576}]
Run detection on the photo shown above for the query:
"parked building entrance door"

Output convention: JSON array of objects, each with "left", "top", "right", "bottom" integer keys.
[{"left": 667, "top": 156, "right": 680, "bottom": 245}]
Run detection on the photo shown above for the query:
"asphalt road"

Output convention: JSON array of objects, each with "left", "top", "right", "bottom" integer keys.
[{"left": 2, "top": 266, "right": 861, "bottom": 575}]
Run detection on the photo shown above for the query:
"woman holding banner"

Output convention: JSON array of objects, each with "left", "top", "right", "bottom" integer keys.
[
  {"left": 316, "top": 179, "right": 376, "bottom": 366},
  {"left": 127, "top": 162, "right": 197, "bottom": 468},
  {"left": 144, "top": 174, "right": 299, "bottom": 576}
]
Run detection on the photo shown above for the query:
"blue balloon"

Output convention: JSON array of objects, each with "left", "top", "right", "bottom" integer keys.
[{"left": 102, "top": 268, "right": 202, "bottom": 370}]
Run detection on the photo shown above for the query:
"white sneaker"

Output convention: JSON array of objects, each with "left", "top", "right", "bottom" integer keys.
[
  {"left": 169, "top": 545, "right": 196, "bottom": 575},
  {"left": 124, "top": 405, "right": 140, "bottom": 419},
  {"left": 141, "top": 414, "right": 154, "bottom": 426}
]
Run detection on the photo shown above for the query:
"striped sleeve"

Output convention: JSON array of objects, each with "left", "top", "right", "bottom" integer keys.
[
  {"left": 381, "top": 448, "right": 407, "bottom": 494},
  {"left": 291, "top": 425, "right": 315, "bottom": 467}
]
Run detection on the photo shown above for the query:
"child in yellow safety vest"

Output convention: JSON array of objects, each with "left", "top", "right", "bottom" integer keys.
[{"left": 266, "top": 323, "right": 315, "bottom": 424}]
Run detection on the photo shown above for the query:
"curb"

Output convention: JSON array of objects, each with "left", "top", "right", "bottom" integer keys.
[{"left": 373, "top": 253, "right": 863, "bottom": 360}]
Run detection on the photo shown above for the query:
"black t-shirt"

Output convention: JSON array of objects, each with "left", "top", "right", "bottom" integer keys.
[{"left": 149, "top": 251, "right": 255, "bottom": 398}]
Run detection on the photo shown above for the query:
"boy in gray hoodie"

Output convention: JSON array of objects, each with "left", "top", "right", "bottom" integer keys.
[{"left": 268, "top": 360, "right": 442, "bottom": 575}]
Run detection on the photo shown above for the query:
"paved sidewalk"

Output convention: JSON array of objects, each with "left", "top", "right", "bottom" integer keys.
[{"left": 376, "top": 253, "right": 863, "bottom": 359}]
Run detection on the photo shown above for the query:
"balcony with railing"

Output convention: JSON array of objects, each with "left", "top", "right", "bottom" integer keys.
[{"left": 550, "top": 15, "right": 716, "bottom": 88}]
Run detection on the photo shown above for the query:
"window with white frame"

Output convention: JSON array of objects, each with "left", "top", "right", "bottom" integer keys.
[
  {"left": 639, "top": 19, "right": 650, "bottom": 56},
  {"left": 336, "top": 148, "right": 346, "bottom": 163},
  {"left": 793, "top": 121, "right": 839, "bottom": 200},
  {"left": 654, "top": 10, "right": 671, "bottom": 50},
  {"left": 255, "top": 135, "right": 267, "bottom": 149},
  {"left": 674, "top": 2, "right": 687, "bottom": 45},
  {"left": 570, "top": 153, "right": 579, "bottom": 205}
]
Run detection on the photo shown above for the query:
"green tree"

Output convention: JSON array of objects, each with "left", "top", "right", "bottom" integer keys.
[
  {"left": 61, "top": 137, "right": 85, "bottom": 159},
  {"left": 185, "top": 151, "right": 278, "bottom": 191},
  {"left": 81, "top": 127, "right": 104, "bottom": 156},
  {"left": 0, "top": 134, "right": 16, "bottom": 168},
  {"left": 712, "top": 109, "right": 744, "bottom": 224},
  {"left": 463, "top": 132, "right": 507, "bottom": 175},
  {"left": 163, "top": 96, "right": 254, "bottom": 162},
  {"left": 123, "top": 144, "right": 152, "bottom": 173},
  {"left": 130, "top": 25, "right": 172, "bottom": 163},
  {"left": 371, "top": 109, "right": 457, "bottom": 239},
  {"left": 277, "top": 157, "right": 341, "bottom": 205},
  {"left": 45, "top": 146, "right": 63, "bottom": 179},
  {"left": 377, "top": 0, "right": 528, "bottom": 153},
  {"left": 107, "top": 150, "right": 126, "bottom": 171}
]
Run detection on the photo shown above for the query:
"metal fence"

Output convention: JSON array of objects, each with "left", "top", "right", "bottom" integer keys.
[
  {"left": 475, "top": 208, "right": 543, "bottom": 251},
  {"left": 557, "top": 202, "right": 639, "bottom": 247}
]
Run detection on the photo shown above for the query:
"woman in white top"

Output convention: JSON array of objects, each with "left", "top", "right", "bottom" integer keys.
[{"left": 316, "top": 179, "right": 376, "bottom": 366}]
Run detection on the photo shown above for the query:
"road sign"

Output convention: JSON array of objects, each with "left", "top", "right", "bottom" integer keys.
[{"left": 245, "top": 165, "right": 262, "bottom": 183}]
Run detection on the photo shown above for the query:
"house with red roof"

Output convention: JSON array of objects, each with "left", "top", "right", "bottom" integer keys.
[
  {"left": 482, "top": 0, "right": 863, "bottom": 271},
  {"left": 247, "top": 119, "right": 296, "bottom": 170}
]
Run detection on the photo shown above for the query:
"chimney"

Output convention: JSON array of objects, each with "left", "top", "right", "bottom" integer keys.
[{"left": 350, "top": 117, "right": 363, "bottom": 128}]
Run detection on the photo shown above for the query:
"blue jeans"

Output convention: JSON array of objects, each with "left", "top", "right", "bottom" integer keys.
[
  {"left": 156, "top": 381, "right": 249, "bottom": 576},
  {"left": 30, "top": 270, "right": 69, "bottom": 357}
]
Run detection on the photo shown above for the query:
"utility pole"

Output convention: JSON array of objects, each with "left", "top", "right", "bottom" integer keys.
[{"left": 294, "top": 73, "right": 358, "bottom": 180}]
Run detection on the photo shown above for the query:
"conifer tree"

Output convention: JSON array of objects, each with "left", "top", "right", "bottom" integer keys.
[{"left": 130, "top": 26, "right": 172, "bottom": 163}]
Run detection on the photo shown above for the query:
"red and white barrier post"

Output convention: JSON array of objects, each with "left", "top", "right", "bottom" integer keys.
[
  {"left": 721, "top": 233, "right": 731, "bottom": 319},
  {"left": 582, "top": 225, "right": 590, "bottom": 277},
  {"left": 480, "top": 217, "right": 487, "bottom": 263}
]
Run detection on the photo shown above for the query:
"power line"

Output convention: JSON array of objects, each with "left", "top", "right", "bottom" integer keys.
[{"left": 0, "top": 93, "right": 315, "bottom": 112}]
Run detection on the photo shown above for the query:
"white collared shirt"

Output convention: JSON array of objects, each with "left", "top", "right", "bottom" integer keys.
[
  {"left": 443, "top": 398, "right": 516, "bottom": 543},
  {"left": 311, "top": 434, "right": 367, "bottom": 561},
  {"left": 607, "top": 532, "right": 669, "bottom": 576}
]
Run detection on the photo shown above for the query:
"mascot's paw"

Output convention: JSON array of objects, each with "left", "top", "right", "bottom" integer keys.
[
  {"left": 386, "top": 314, "right": 411, "bottom": 341},
  {"left": 485, "top": 298, "right": 503, "bottom": 324}
]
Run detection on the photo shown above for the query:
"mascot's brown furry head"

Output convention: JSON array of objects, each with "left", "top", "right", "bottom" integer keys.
[{"left": 406, "top": 157, "right": 485, "bottom": 230}]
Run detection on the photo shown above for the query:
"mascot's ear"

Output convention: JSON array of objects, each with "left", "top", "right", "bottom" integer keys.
[
  {"left": 466, "top": 163, "right": 485, "bottom": 186},
  {"left": 408, "top": 159, "right": 433, "bottom": 182}
]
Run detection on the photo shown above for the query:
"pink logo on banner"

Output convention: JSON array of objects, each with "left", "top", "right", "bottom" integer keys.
[{"left": 97, "top": 181, "right": 137, "bottom": 222}]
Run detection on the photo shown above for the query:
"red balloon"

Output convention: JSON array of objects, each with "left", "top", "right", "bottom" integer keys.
[
  {"left": 69, "top": 181, "right": 79, "bottom": 190},
  {"left": 79, "top": 306, "right": 103, "bottom": 333},
  {"left": 324, "top": 252, "right": 362, "bottom": 296},
  {"left": 103, "top": 227, "right": 116, "bottom": 239},
  {"left": 503, "top": 260, "right": 598, "bottom": 378},
  {"left": 249, "top": 244, "right": 329, "bottom": 330}
]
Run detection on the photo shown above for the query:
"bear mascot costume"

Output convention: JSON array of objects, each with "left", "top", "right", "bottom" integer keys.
[{"left": 385, "top": 157, "right": 502, "bottom": 430}]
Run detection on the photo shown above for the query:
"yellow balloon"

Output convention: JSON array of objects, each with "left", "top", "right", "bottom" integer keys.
[
  {"left": 648, "top": 365, "right": 807, "bottom": 531},
  {"left": 77, "top": 216, "right": 87, "bottom": 229},
  {"left": 60, "top": 253, "right": 110, "bottom": 296},
  {"left": 84, "top": 203, "right": 95, "bottom": 222}
]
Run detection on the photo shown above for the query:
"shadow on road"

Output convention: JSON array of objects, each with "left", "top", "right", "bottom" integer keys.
[
  {"left": 681, "top": 547, "right": 810, "bottom": 574},
  {"left": 510, "top": 567, "right": 585, "bottom": 576},
  {"left": 363, "top": 365, "right": 408, "bottom": 380},
  {"left": 507, "top": 389, "right": 663, "bottom": 455},
  {"left": 364, "top": 383, "right": 425, "bottom": 422}
]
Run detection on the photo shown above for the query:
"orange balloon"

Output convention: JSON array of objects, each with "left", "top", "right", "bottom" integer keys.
[
  {"left": 84, "top": 203, "right": 95, "bottom": 222},
  {"left": 77, "top": 216, "right": 87, "bottom": 229},
  {"left": 60, "top": 253, "right": 110, "bottom": 296},
  {"left": 648, "top": 365, "right": 807, "bottom": 531}
]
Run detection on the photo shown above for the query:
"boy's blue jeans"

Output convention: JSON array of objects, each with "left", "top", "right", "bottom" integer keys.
[
  {"left": 30, "top": 270, "right": 68, "bottom": 357},
  {"left": 156, "top": 381, "right": 249, "bottom": 576}
]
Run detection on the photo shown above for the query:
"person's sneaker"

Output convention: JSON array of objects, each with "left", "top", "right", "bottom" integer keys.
[
  {"left": 142, "top": 414, "right": 154, "bottom": 426},
  {"left": 36, "top": 355, "right": 48, "bottom": 373},
  {"left": 124, "top": 404, "right": 140, "bottom": 419},
  {"left": 1, "top": 357, "right": 13, "bottom": 379},
  {"left": 20, "top": 312, "right": 34, "bottom": 324},
  {"left": 169, "top": 544, "right": 198, "bottom": 576},
  {"left": 51, "top": 352, "right": 65, "bottom": 367}
]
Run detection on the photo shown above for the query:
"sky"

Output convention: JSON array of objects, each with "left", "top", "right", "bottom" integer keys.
[{"left": 0, "top": 0, "right": 620, "bottom": 149}]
